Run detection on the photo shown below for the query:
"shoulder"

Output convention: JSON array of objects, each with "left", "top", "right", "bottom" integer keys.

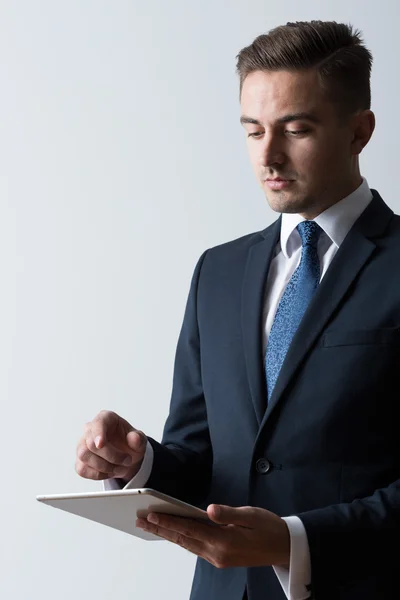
[{"left": 204, "top": 218, "right": 280, "bottom": 260}]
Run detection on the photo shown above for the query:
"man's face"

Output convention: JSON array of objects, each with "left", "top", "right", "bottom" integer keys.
[{"left": 240, "top": 69, "right": 361, "bottom": 218}]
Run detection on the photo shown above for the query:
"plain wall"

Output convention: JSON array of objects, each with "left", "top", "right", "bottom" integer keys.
[{"left": 2, "top": 1, "right": 399, "bottom": 598}]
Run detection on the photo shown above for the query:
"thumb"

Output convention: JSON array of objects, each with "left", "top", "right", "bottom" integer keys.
[
  {"left": 126, "top": 429, "right": 147, "bottom": 455},
  {"left": 207, "top": 505, "right": 255, "bottom": 528}
]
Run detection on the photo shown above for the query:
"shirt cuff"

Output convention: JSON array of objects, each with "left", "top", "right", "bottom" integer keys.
[
  {"left": 102, "top": 440, "right": 154, "bottom": 491},
  {"left": 272, "top": 516, "right": 312, "bottom": 600}
]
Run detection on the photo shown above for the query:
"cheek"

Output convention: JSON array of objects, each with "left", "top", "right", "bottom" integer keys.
[
  {"left": 294, "top": 141, "right": 334, "bottom": 175},
  {"left": 294, "top": 140, "right": 319, "bottom": 164}
]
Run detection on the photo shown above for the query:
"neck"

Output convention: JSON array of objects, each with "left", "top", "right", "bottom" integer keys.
[{"left": 299, "top": 174, "right": 363, "bottom": 220}]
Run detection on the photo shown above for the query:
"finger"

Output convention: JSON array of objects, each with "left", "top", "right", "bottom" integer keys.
[
  {"left": 90, "top": 410, "right": 118, "bottom": 449},
  {"left": 126, "top": 430, "right": 146, "bottom": 453},
  {"left": 75, "top": 459, "right": 111, "bottom": 481},
  {"left": 136, "top": 519, "right": 206, "bottom": 556},
  {"left": 207, "top": 505, "right": 255, "bottom": 528},
  {"left": 76, "top": 441, "right": 128, "bottom": 476},
  {"left": 85, "top": 435, "right": 134, "bottom": 467},
  {"left": 145, "top": 513, "right": 215, "bottom": 542}
]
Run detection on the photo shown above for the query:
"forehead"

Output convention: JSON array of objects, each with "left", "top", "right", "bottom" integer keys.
[{"left": 240, "top": 69, "right": 331, "bottom": 121}]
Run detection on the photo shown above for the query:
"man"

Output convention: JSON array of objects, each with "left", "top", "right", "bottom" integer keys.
[{"left": 75, "top": 20, "right": 400, "bottom": 600}]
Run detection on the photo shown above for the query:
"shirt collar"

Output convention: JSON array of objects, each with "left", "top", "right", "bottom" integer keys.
[{"left": 280, "top": 176, "right": 373, "bottom": 259}]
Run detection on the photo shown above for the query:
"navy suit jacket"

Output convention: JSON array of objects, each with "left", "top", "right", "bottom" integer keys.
[{"left": 146, "top": 189, "right": 400, "bottom": 600}]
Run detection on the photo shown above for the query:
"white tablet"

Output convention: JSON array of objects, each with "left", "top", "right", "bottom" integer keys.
[{"left": 36, "top": 488, "right": 211, "bottom": 541}]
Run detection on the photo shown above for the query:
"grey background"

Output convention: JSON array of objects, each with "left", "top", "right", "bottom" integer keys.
[{"left": 1, "top": 1, "right": 398, "bottom": 598}]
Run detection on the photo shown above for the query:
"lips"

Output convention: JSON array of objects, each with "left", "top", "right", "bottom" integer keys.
[
  {"left": 265, "top": 179, "right": 294, "bottom": 190},
  {"left": 266, "top": 178, "right": 292, "bottom": 182}
]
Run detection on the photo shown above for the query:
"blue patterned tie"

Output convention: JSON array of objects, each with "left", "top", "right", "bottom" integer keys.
[{"left": 265, "top": 220, "right": 322, "bottom": 402}]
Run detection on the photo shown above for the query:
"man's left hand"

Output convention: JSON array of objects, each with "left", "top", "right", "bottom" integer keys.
[{"left": 136, "top": 504, "right": 290, "bottom": 569}]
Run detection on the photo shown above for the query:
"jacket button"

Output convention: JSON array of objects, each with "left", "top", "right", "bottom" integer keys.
[{"left": 256, "top": 458, "right": 271, "bottom": 474}]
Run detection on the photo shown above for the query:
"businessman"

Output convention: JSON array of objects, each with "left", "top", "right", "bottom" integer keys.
[{"left": 75, "top": 20, "right": 400, "bottom": 600}]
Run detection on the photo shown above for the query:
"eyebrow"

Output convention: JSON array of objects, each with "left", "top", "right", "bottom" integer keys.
[{"left": 240, "top": 112, "right": 321, "bottom": 126}]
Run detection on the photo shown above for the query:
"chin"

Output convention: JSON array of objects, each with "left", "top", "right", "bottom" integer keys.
[{"left": 265, "top": 192, "right": 301, "bottom": 214}]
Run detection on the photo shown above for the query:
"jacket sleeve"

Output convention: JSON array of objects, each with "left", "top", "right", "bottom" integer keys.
[
  {"left": 145, "top": 249, "right": 213, "bottom": 508},
  {"left": 297, "top": 477, "right": 400, "bottom": 596}
]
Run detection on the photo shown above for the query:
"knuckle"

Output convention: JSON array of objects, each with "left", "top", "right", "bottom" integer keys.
[
  {"left": 91, "top": 454, "right": 112, "bottom": 474},
  {"left": 104, "top": 460, "right": 117, "bottom": 474},
  {"left": 176, "top": 534, "right": 186, "bottom": 547},
  {"left": 104, "top": 449, "right": 119, "bottom": 465},
  {"left": 86, "top": 437, "right": 96, "bottom": 452},
  {"left": 98, "top": 409, "right": 114, "bottom": 420},
  {"left": 106, "top": 447, "right": 119, "bottom": 461},
  {"left": 214, "top": 555, "right": 228, "bottom": 569},
  {"left": 75, "top": 462, "right": 87, "bottom": 477},
  {"left": 115, "top": 450, "right": 129, "bottom": 465},
  {"left": 77, "top": 445, "right": 90, "bottom": 462},
  {"left": 207, "top": 535, "right": 217, "bottom": 547}
]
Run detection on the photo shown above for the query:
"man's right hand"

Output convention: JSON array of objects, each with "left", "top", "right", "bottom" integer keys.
[{"left": 75, "top": 410, "right": 147, "bottom": 484}]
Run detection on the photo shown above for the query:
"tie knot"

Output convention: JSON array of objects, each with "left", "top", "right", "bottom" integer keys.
[{"left": 296, "top": 220, "right": 322, "bottom": 248}]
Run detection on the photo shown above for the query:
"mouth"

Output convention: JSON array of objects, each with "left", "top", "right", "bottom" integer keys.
[{"left": 264, "top": 179, "right": 294, "bottom": 190}]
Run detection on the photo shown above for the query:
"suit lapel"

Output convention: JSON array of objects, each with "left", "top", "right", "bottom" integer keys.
[
  {"left": 241, "top": 216, "right": 281, "bottom": 425},
  {"left": 242, "top": 190, "right": 393, "bottom": 431}
]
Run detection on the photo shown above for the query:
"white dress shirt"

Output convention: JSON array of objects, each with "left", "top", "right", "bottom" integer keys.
[{"left": 104, "top": 176, "right": 373, "bottom": 600}]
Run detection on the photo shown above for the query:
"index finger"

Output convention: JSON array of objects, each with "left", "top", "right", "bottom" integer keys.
[
  {"left": 90, "top": 410, "right": 117, "bottom": 449},
  {"left": 85, "top": 434, "right": 133, "bottom": 467}
]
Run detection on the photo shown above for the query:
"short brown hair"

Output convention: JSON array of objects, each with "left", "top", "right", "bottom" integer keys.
[{"left": 236, "top": 20, "right": 373, "bottom": 119}]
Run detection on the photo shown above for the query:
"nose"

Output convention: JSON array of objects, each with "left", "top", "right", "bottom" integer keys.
[{"left": 258, "top": 133, "right": 286, "bottom": 168}]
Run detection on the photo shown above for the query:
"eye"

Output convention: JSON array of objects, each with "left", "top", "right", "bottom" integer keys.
[
  {"left": 247, "top": 129, "right": 310, "bottom": 139},
  {"left": 286, "top": 129, "right": 310, "bottom": 135}
]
